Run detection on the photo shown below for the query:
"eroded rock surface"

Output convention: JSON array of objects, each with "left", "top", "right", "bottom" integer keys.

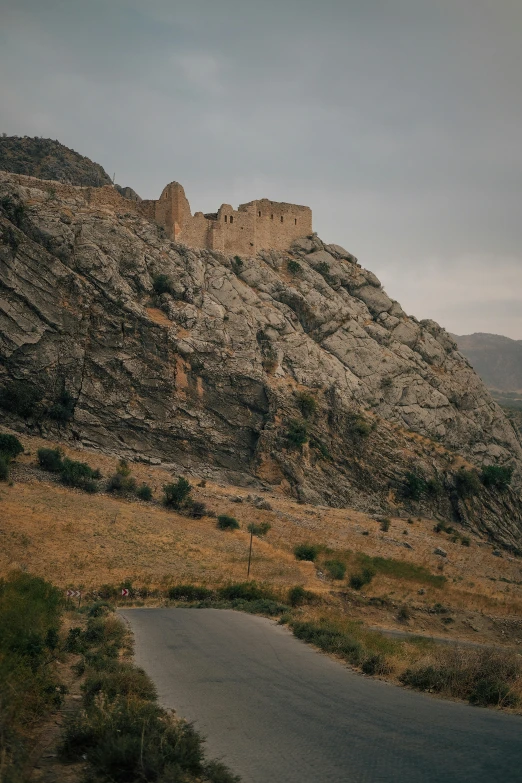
[{"left": 1, "top": 172, "right": 521, "bottom": 546}]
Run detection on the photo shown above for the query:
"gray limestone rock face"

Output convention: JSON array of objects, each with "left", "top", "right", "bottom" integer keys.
[{"left": 0, "top": 171, "right": 521, "bottom": 548}]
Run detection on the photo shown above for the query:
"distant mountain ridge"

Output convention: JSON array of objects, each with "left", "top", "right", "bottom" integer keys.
[{"left": 453, "top": 332, "right": 522, "bottom": 393}]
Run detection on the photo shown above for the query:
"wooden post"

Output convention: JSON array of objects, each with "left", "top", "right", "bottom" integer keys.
[{"left": 247, "top": 528, "right": 254, "bottom": 579}]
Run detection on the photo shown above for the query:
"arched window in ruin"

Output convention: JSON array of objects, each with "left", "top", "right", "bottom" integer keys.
[
  {"left": 224, "top": 215, "right": 227, "bottom": 223},
  {"left": 281, "top": 215, "right": 284, "bottom": 222},
  {"left": 258, "top": 211, "right": 261, "bottom": 217},
  {"left": 295, "top": 218, "right": 297, "bottom": 225},
  {"left": 230, "top": 215, "right": 234, "bottom": 224}
]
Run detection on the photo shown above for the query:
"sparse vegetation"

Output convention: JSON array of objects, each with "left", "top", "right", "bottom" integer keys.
[
  {"left": 287, "top": 259, "right": 302, "bottom": 275},
  {"left": 163, "top": 477, "right": 192, "bottom": 509},
  {"left": 107, "top": 459, "right": 137, "bottom": 495},
  {"left": 231, "top": 255, "right": 244, "bottom": 274},
  {"left": 217, "top": 514, "right": 240, "bottom": 530},
  {"left": 288, "top": 586, "right": 317, "bottom": 607},
  {"left": 247, "top": 521, "right": 271, "bottom": 537},
  {"left": 0, "top": 572, "right": 64, "bottom": 780},
  {"left": 324, "top": 559, "right": 346, "bottom": 580},
  {"left": 349, "top": 568, "right": 375, "bottom": 590},
  {"left": 380, "top": 518, "right": 391, "bottom": 532},
  {"left": 481, "top": 464, "right": 513, "bottom": 490},
  {"left": 137, "top": 483, "right": 153, "bottom": 501},
  {"left": 49, "top": 389, "right": 75, "bottom": 423},
  {"left": 0, "top": 380, "right": 42, "bottom": 418},
  {"left": 346, "top": 412, "right": 372, "bottom": 438},
  {"left": 296, "top": 391, "right": 317, "bottom": 419},
  {"left": 152, "top": 273, "right": 175, "bottom": 296},
  {"left": 294, "top": 543, "right": 320, "bottom": 562},
  {"left": 60, "top": 457, "right": 101, "bottom": 493},
  {"left": 38, "top": 446, "right": 63, "bottom": 472},
  {"left": 402, "top": 471, "right": 427, "bottom": 501},
  {"left": 455, "top": 468, "right": 481, "bottom": 498},
  {"left": 0, "top": 433, "right": 23, "bottom": 461},
  {"left": 286, "top": 418, "right": 308, "bottom": 447}
]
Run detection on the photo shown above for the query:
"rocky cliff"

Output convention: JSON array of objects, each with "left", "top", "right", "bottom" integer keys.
[{"left": 1, "top": 172, "right": 521, "bottom": 547}]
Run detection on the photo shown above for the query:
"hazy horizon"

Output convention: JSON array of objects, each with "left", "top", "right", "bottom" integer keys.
[{"left": 1, "top": 0, "right": 521, "bottom": 338}]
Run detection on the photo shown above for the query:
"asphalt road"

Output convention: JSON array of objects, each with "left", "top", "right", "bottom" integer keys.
[{"left": 120, "top": 608, "right": 522, "bottom": 783}]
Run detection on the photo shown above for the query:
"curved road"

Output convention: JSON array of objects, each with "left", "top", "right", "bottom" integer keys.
[{"left": 121, "top": 608, "right": 522, "bottom": 783}]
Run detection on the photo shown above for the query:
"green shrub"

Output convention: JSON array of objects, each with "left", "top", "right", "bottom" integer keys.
[
  {"left": 0, "top": 572, "right": 64, "bottom": 779},
  {"left": 49, "top": 390, "right": 75, "bottom": 422},
  {"left": 481, "top": 464, "right": 513, "bottom": 490},
  {"left": 60, "top": 458, "right": 99, "bottom": 493},
  {"left": 0, "top": 434, "right": 23, "bottom": 461},
  {"left": 291, "top": 620, "right": 363, "bottom": 665},
  {"left": 163, "top": 477, "right": 192, "bottom": 509},
  {"left": 137, "top": 484, "right": 153, "bottom": 501},
  {"left": 216, "top": 514, "right": 240, "bottom": 530},
  {"left": 296, "top": 392, "right": 317, "bottom": 419},
  {"left": 107, "top": 472, "right": 137, "bottom": 495},
  {"left": 455, "top": 468, "right": 481, "bottom": 498},
  {"left": 286, "top": 418, "right": 308, "bottom": 447},
  {"left": 288, "top": 585, "right": 317, "bottom": 607},
  {"left": 82, "top": 664, "right": 157, "bottom": 706},
  {"left": 247, "top": 521, "right": 271, "bottom": 536},
  {"left": 231, "top": 256, "right": 244, "bottom": 274},
  {"left": 402, "top": 471, "right": 426, "bottom": 501},
  {"left": 380, "top": 518, "right": 391, "bottom": 532},
  {"left": 0, "top": 455, "right": 9, "bottom": 481},
  {"left": 347, "top": 412, "right": 372, "bottom": 437},
  {"left": 152, "top": 273, "right": 174, "bottom": 295},
  {"left": 217, "top": 582, "right": 274, "bottom": 602},
  {"left": 287, "top": 259, "right": 302, "bottom": 275},
  {"left": 317, "top": 261, "right": 330, "bottom": 277},
  {"left": 0, "top": 380, "right": 42, "bottom": 418},
  {"left": 324, "top": 559, "right": 346, "bottom": 580},
  {"left": 168, "top": 585, "right": 214, "bottom": 602},
  {"left": 294, "top": 543, "right": 320, "bottom": 562},
  {"left": 37, "top": 447, "right": 63, "bottom": 472},
  {"left": 362, "top": 654, "right": 391, "bottom": 676},
  {"left": 349, "top": 567, "right": 375, "bottom": 590},
  {"left": 469, "top": 678, "right": 518, "bottom": 707},
  {"left": 354, "top": 552, "right": 445, "bottom": 587}
]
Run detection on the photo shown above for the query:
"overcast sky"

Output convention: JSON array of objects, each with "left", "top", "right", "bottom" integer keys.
[{"left": 1, "top": 0, "right": 521, "bottom": 338}]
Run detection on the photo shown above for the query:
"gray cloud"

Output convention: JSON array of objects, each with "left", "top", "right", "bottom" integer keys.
[{"left": 1, "top": 0, "right": 521, "bottom": 336}]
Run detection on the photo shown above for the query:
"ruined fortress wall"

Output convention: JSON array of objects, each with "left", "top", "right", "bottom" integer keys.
[
  {"left": 215, "top": 203, "right": 257, "bottom": 255},
  {"left": 251, "top": 200, "right": 312, "bottom": 253}
]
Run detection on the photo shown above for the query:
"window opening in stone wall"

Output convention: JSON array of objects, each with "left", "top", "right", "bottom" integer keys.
[
  {"left": 224, "top": 215, "right": 227, "bottom": 222},
  {"left": 258, "top": 211, "right": 261, "bottom": 217},
  {"left": 271, "top": 214, "right": 274, "bottom": 220},
  {"left": 281, "top": 215, "right": 284, "bottom": 222},
  {"left": 230, "top": 216, "right": 234, "bottom": 224},
  {"left": 295, "top": 218, "right": 297, "bottom": 225}
]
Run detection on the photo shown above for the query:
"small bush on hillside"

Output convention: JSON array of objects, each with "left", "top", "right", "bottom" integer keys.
[
  {"left": 231, "top": 256, "right": 244, "bottom": 274},
  {"left": 347, "top": 412, "right": 373, "bottom": 438},
  {"left": 37, "top": 447, "right": 63, "bottom": 472},
  {"left": 402, "top": 471, "right": 426, "bottom": 501},
  {"left": 349, "top": 567, "right": 375, "bottom": 591},
  {"left": 60, "top": 458, "right": 100, "bottom": 493},
  {"left": 152, "top": 273, "right": 174, "bottom": 296},
  {"left": 49, "top": 389, "right": 75, "bottom": 423},
  {"left": 0, "top": 434, "right": 23, "bottom": 461},
  {"left": 107, "top": 472, "right": 137, "bottom": 495},
  {"left": 455, "top": 468, "right": 481, "bottom": 498},
  {"left": 0, "top": 380, "right": 42, "bottom": 418},
  {"left": 481, "top": 464, "right": 513, "bottom": 490},
  {"left": 187, "top": 500, "right": 207, "bottom": 518},
  {"left": 216, "top": 514, "right": 240, "bottom": 530},
  {"left": 247, "top": 521, "right": 271, "bottom": 537},
  {"left": 0, "top": 455, "right": 9, "bottom": 481},
  {"left": 286, "top": 419, "right": 308, "bottom": 447},
  {"left": 294, "top": 543, "right": 320, "bottom": 562},
  {"left": 380, "top": 518, "right": 391, "bottom": 532},
  {"left": 288, "top": 585, "right": 317, "bottom": 607},
  {"left": 296, "top": 392, "right": 317, "bottom": 419},
  {"left": 324, "top": 559, "right": 346, "bottom": 580},
  {"left": 163, "top": 477, "right": 192, "bottom": 509},
  {"left": 287, "top": 259, "right": 302, "bottom": 275},
  {"left": 291, "top": 620, "right": 363, "bottom": 665},
  {"left": 136, "top": 484, "right": 153, "bottom": 501}
]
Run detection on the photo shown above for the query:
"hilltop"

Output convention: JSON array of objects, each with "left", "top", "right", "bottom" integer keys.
[
  {"left": 1, "top": 169, "right": 521, "bottom": 548},
  {"left": 454, "top": 332, "right": 522, "bottom": 393}
]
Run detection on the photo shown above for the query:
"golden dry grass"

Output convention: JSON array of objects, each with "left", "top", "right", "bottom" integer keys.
[{"left": 1, "top": 428, "right": 521, "bottom": 646}]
